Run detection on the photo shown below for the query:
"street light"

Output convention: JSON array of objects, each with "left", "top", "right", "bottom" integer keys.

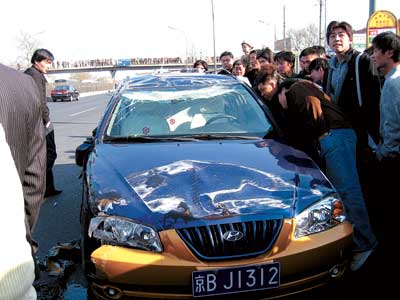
[
  {"left": 283, "top": 5, "right": 286, "bottom": 50},
  {"left": 168, "top": 25, "right": 189, "bottom": 68}
]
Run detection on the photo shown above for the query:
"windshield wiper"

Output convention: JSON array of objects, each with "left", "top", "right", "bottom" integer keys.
[
  {"left": 103, "top": 135, "right": 198, "bottom": 143},
  {"left": 103, "top": 134, "right": 262, "bottom": 143},
  {"left": 187, "top": 134, "right": 262, "bottom": 140}
]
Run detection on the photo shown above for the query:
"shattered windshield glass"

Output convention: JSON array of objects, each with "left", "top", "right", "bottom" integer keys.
[{"left": 105, "top": 81, "right": 272, "bottom": 138}]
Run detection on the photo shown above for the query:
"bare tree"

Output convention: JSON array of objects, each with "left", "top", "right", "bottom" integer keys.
[
  {"left": 70, "top": 72, "right": 93, "bottom": 83},
  {"left": 15, "top": 31, "right": 41, "bottom": 69},
  {"left": 287, "top": 24, "right": 319, "bottom": 52}
]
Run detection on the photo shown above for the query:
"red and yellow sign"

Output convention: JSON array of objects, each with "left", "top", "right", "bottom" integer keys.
[{"left": 366, "top": 10, "right": 398, "bottom": 47}]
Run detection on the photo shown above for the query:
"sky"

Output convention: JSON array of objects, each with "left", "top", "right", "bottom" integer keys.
[{"left": 1, "top": 0, "right": 399, "bottom": 65}]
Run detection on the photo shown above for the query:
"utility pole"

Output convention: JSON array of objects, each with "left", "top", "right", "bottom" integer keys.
[
  {"left": 369, "top": 0, "right": 375, "bottom": 17},
  {"left": 325, "top": 0, "right": 327, "bottom": 47},
  {"left": 283, "top": 5, "right": 286, "bottom": 51},
  {"left": 211, "top": 0, "right": 217, "bottom": 71},
  {"left": 319, "top": 0, "right": 323, "bottom": 46}
]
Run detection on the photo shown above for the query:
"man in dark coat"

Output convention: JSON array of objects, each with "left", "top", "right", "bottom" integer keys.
[
  {"left": 0, "top": 63, "right": 46, "bottom": 243},
  {"left": 25, "top": 48, "right": 62, "bottom": 197},
  {"left": 324, "top": 21, "right": 382, "bottom": 237},
  {"left": 325, "top": 21, "right": 381, "bottom": 150}
]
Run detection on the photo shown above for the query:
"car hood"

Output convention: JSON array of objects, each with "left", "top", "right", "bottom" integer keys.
[{"left": 87, "top": 139, "right": 334, "bottom": 230}]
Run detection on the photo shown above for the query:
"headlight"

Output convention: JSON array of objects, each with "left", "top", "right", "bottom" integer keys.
[
  {"left": 88, "top": 216, "right": 162, "bottom": 252},
  {"left": 294, "top": 194, "right": 346, "bottom": 239}
]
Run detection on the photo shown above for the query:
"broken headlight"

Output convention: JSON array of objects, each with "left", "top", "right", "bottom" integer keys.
[{"left": 88, "top": 216, "right": 162, "bottom": 252}]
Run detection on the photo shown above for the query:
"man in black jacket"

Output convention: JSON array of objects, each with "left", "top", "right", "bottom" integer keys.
[
  {"left": 324, "top": 21, "right": 382, "bottom": 271},
  {"left": 325, "top": 21, "right": 381, "bottom": 151},
  {"left": 25, "top": 49, "right": 62, "bottom": 197}
]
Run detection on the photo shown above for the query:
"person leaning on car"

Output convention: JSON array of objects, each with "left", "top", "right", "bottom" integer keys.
[
  {"left": 25, "top": 49, "right": 62, "bottom": 198},
  {"left": 275, "top": 79, "right": 377, "bottom": 272}
]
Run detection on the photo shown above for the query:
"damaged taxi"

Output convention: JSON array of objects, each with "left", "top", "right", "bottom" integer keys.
[{"left": 75, "top": 73, "right": 353, "bottom": 299}]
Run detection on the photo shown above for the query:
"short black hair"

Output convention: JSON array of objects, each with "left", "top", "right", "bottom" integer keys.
[
  {"left": 308, "top": 58, "right": 329, "bottom": 72},
  {"left": 372, "top": 31, "right": 400, "bottom": 63},
  {"left": 326, "top": 21, "right": 353, "bottom": 41},
  {"left": 219, "top": 51, "right": 234, "bottom": 60},
  {"left": 311, "top": 45, "right": 326, "bottom": 57},
  {"left": 254, "top": 64, "right": 282, "bottom": 87},
  {"left": 256, "top": 47, "right": 273, "bottom": 63},
  {"left": 274, "top": 51, "right": 295, "bottom": 69},
  {"left": 299, "top": 46, "right": 319, "bottom": 58},
  {"left": 31, "top": 48, "right": 54, "bottom": 64},
  {"left": 232, "top": 58, "right": 245, "bottom": 68}
]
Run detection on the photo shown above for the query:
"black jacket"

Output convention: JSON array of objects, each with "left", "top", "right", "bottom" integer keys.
[
  {"left": 324, "top": 48, "right": 381, "bottom": 148},
  {"left": 25, "top": 66, "right": 50, "bottom": 125}
]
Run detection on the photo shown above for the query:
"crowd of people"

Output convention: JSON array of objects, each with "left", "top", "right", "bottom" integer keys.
[
  {"left": 200, "top": 21, "right": 399, "bottom": 273},
  {"left": 0, "top": 20, "right": 399, "bottom": 299}
]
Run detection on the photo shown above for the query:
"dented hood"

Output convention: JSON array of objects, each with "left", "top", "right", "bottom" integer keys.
[{"left": 87, "top": 139, "right": 334, "bottom": 230}]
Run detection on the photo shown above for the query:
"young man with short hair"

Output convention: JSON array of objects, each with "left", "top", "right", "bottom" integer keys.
[
  {"left": 371, "top": 32, "right": 400, "bottom": 254},
  {"left": 309, "top": 57, "right": 329, "bottom": 87},
  {"left": 218, "top": 51, "right": 234, "bottom": 74},
  {"left": 324, "top": 20, "right": 382, "bottom": 271},
  {"left": 25, "top": 49, "right": 62, "bottom": 198},
  {"left": 298, "top": 47, "right": 320, "bottom": 79},
  {"left": 372, "top": 32, "right": 400, "bottom": 163}
]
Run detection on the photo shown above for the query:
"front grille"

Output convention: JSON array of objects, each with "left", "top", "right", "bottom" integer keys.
[{"left": 177, "top": 219, "right": 282, "bottom": 261}]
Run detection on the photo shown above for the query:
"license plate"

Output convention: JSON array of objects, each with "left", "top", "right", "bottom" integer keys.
[{"left": 192, "top": 262, "right": 280, "bottom": 297}]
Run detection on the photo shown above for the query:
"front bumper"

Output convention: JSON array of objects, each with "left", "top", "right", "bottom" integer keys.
[{"left": 89, "top": 220, "right": 353, "bottom": 299}]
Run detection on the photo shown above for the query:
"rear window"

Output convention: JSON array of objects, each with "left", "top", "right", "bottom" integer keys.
[{"left": 54, "top": 86, "right": 69, "bottom": 91}]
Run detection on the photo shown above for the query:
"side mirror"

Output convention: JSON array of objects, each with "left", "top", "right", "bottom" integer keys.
[{"left": 75, "top": 137, "right": 94, "bottom": 167}]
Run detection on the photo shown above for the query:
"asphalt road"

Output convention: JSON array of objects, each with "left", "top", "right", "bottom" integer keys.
[
  {"left": 32, "top": 94, "right": 111, "bottom": 299},
  {"left": 31, "top": 93, "right": 389, "bottom": 299},
  {"left": 33, "top": 93, "right": 111, "bottom": 261}
]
